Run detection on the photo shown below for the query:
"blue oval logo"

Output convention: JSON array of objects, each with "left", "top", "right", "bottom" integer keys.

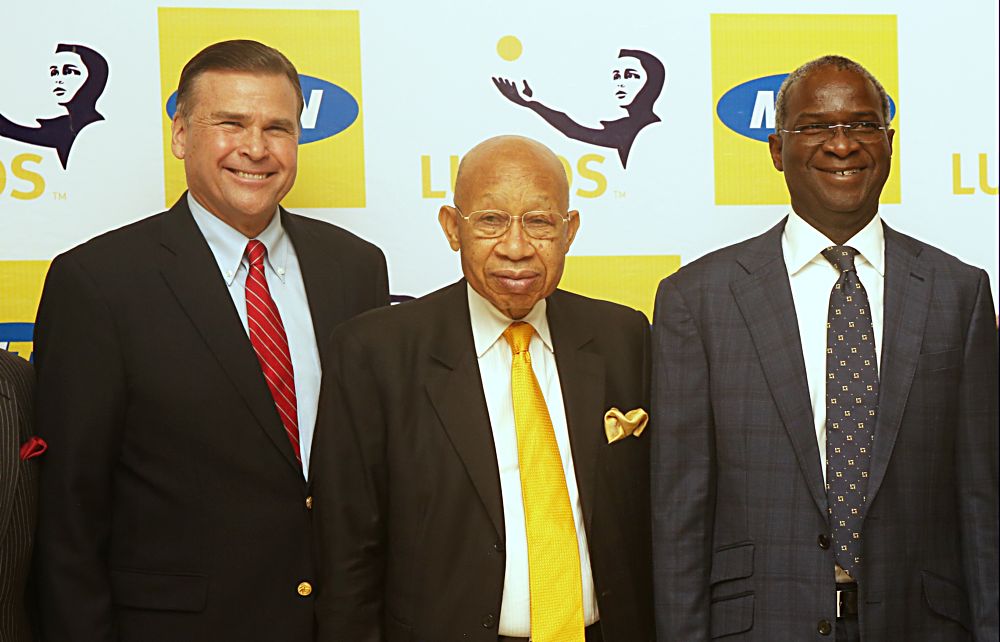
[
  {"left": 165, "top": 74, "right": 359, "bottom": 145},
  {"left": 717, "top": 73, "right": 896, "bottom": 142}
]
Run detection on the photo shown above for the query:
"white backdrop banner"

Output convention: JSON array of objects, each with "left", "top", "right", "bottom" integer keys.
[{"left": 1, "top": 0, "right": 997, "bottom": 360}]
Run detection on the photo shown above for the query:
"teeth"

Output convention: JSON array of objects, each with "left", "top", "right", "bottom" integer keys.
[
  {"left": 233, "top": 170, "right": 268, "bottom": 180},
  {"left": 835, "top": 170, "right": 860, "bottom": 176}
]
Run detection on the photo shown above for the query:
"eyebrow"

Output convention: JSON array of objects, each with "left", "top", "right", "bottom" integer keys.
[
  {"left": 210, "top": 111, "right": 248, "bottom": 122},
  {"left": 795, "top": 110, "right": 882, "bottom": 121},
  {"left": 209, "top": 112, "right": 297, "bottom": 129}
]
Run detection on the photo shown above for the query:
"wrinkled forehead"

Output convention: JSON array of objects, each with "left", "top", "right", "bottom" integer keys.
[
  {"left": 463, "top": 153, "right": 569, "bottom": 208},
  {"left": 791, "top": 67, "right": 881, "bottom": 111}
]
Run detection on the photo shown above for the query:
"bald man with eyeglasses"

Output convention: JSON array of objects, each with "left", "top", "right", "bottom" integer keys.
[{"left": 312, "top": 135, "right": 654, "bottom": 642}]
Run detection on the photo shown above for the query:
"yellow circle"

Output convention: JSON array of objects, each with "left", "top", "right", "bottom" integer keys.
[
  {"left": 297, "top": 582, "right": 313, "bottom": 596},
  {"left": 496, "top": 36, "right": 522, "bottom": 62}
]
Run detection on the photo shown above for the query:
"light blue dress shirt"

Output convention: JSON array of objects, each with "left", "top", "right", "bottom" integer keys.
[{"left": 188, "top": 193, "right": 321, "bottom": 479}]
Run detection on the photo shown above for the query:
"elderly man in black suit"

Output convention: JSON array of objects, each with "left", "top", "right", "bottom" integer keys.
[
  {"left": 651, "top": 55, "right": 998, "bottom": 641},
  {"left": 1, "top": 349, "right": 37, "bottom": 642},
  {"left": 313, "top": 135, "right": 653, "bottom": 642},
  {"left": 32, "top": 40, "right": 389, "bottom": 641}
]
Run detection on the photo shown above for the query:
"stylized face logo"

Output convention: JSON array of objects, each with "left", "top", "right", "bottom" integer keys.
[
  {"left": 612, "top": 56, "right": 645, "bottom": 107},
  {"left": 50, "top": 51, "right": 88, "bottom": 105}
]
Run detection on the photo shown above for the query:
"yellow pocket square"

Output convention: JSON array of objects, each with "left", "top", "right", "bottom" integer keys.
[{"left": 604, "top": 407, "right": 649, "bottom": 444}]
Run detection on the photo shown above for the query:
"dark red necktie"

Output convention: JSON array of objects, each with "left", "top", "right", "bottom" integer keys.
[{"left": 245, "top": 240, "right": 300, "bottom": 465}]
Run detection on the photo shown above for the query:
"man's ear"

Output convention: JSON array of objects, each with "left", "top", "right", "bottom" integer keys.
[
  {"left": 768, "top": 132, "right": 784, "bottom": 172},
  {"left": 564, "top": 210, "right": 581, "bottom": 248},
  {"left": 438, "top": 205, "right": 462, "bottom": 251},
  {"left": 170, "top": 113, "right": 187, "bottom": 160}
]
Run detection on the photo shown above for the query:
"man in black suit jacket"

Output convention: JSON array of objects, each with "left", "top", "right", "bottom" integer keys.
[
  {"left": 651, "top": 56, "right": 997, "bottom": 641},
  {"left": 0, "top": 350, "right": 37, "bottom": 642},
  {"left": 313, "top": 135, "right": 653, "bottom": 642},
  {"left": 33, "top": 40, "right": 388, "bottom": 641}
]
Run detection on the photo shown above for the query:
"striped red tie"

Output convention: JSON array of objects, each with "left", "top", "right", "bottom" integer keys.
[{"left": 245, "top": 240, "right": 300, "bottom": 465}]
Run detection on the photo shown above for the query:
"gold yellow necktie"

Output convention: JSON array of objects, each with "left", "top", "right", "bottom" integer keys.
[{"left": 503, "top": 322, "right": 585, "bottom": 642}]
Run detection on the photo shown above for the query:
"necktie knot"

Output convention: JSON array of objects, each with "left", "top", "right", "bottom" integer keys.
[
  {"left": 246, "top": 240, "right": 267, "bottom": 267},
  {"left": 822, "top": 246, "right": 859, "bottom": 273},
  {"left": 503, "top": 322, "right": 534, "bottom": 356}
]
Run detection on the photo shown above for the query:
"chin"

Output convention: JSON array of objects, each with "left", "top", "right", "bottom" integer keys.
[{"left": 494, "top": 296, "right": 540, "bottom": 319}]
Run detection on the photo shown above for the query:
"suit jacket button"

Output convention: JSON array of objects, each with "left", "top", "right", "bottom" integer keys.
[
  {"left": 817, "top": 619, "right": 832, "bottom": 635},
  {"left": 297, "top": 581, "right": 313, "bottom": 597},
  {"left": 481, "top": 614, "right": 496, "bottom": 629},
  {"left": 493, "top": 541, "right": 504, "bottom": 553},
  {"left": 818, "top": 534, "right": 830, "bottom": 549},
  {"left": 305, "top": 496, "right": 314, "bottom": 510}
]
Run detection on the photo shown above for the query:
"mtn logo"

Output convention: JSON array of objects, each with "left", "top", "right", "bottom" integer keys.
[
  {"left": 165, "top": 74, "right": 359, "bottom": 144},
  {"left": 717, "top": 73, "right": 896, "bottom": 142}
]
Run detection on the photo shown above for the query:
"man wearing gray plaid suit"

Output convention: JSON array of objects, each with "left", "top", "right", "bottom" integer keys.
[{"left": 650, "top": 55, "right": 998, "bottom": 641}]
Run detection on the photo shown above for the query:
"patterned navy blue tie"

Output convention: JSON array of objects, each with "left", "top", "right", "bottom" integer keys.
[{"left": 822, "top": 246, "right": 878, "bottom": 578}]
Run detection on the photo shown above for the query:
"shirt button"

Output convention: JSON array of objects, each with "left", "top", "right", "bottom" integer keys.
[
  {"left": 297, "top": 581, "right": 312, "bottom": 597},
  {"left": 818, "top": 534, "right": 830, "bottom": 549},
  {"left": 481, "top": 614, "right": 496, "bottom": 629},
  {"left": 817, "top": 619, "right": 832, "bottom": 636},
  {"left": 305, "top": 496, "right": 313, "bottom": 510},
  {"left": 277, "top": 268, "right": 285, "bottom": 275}
]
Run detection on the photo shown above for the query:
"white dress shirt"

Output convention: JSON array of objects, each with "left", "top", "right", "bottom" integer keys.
[
  {"left": 781, "top": 210, "right": 885, "bottom": 480},
  {"left": 188, "top": 193, "right": 321, "bottom": 479},
  {"left": 467, "top": 284, "right": 598, "bottom": 636}
]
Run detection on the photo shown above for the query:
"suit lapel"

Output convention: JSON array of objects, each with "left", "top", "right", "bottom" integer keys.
[
  {"left": 282, "top": 210, "right": 346, "bottom": 362},
  {"left": 547, "top": 291, "right": 605, "bottom": 535},
  {"left": 863, "top": 225, "right": 930, "bottom": 515},
  {"left": 157, "top": 197, "right": 301, "bottom": 474},
  {"left": 731, "top": 221, "right": 828, "bottom": 518},
  {"left": 424, "top": 283, "right": 505, "bottom": 539}
]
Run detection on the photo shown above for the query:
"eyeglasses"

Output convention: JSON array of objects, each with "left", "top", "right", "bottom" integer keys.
[
  {"left": 454, "top": 207, "right": 572, "bottom": 240},
  {"left": 780, "top": 121, "right": 889, "bottom": 143}
]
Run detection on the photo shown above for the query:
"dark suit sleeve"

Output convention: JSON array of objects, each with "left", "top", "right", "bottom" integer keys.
[
  {"left": 33, "top": 253, "right": 125, "bottom": 642},
  {"left": 957, "top": 270, "right": 999, "bottom": 641},
  {"left": 650, "top": 276, "right": 715, "bottom": 641},
  {"left": 313, "top": 329, "right": 386, "bottom": 642}
]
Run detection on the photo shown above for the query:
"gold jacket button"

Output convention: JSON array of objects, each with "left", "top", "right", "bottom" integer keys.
[
  {"left": 297, "top": 582, "right": 313, "bottom": 597},
  {"left": 305, "top": 496, "right": 313, "bottom": 510}
]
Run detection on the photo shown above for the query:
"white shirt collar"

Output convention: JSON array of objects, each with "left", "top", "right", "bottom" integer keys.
[
  {"left": 187, "top": 192, "right": 289, "bottom": 285},
  {"left": 467, "top": 283, "right": 554, "bottom": 358},
  {"left": 783, "top": 210, "right": 885, "bottom": 277}
]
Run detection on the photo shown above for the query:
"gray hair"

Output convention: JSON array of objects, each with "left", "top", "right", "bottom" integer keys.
[{"left": 774, "top": 55, "right": 891, "bottom": 132}]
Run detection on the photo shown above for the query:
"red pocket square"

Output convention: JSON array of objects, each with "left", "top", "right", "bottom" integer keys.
[{"left": 19, "top": 436, "right": 47, "bottom": 461}]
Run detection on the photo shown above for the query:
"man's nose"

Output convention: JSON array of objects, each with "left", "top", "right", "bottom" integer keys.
[
  {"left": 823, "top": 126, "right": 861, "bottom": 157},
  {"left": 240, "top": 128, "right": 268, "bottom": 160},
  {"left": 494, "top": 219, "right": 535, "bottom": 260}
]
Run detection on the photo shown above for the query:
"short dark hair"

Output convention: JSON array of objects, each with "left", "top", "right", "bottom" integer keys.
[
  {"left": 175, "top": 39, "right": 303, "bottom": 120},
  {"left": 774, "top": 55, "right": 891, "bottom": 132}
]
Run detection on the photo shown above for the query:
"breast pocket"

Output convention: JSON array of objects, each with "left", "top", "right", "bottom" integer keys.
[{"left": 915, "top": 348, "right": 961, "bottom": 373}]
